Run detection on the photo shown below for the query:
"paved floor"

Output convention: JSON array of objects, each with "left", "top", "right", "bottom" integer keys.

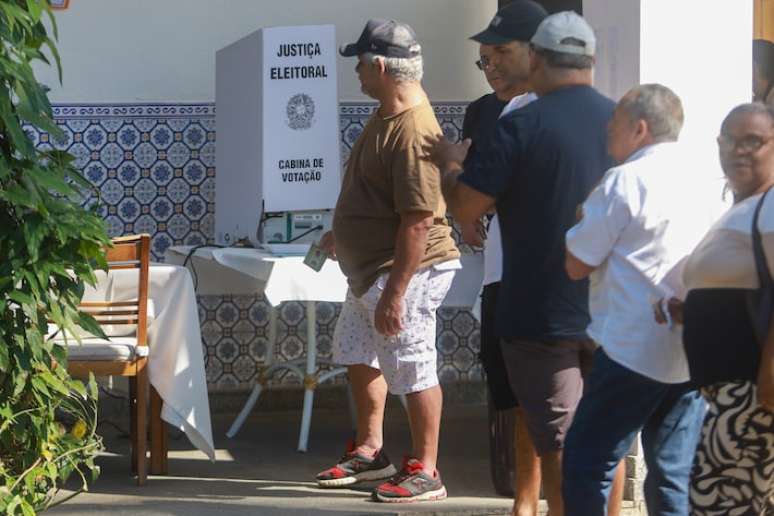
[{"left": 48, "top": 401, "right": 641, "bottom": 515}]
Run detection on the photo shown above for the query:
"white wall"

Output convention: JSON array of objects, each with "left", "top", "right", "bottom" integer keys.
[
  {"left": 585, "top": 0, "right": 752, "bottom": 218},
  {"left": 35, "top": 0, "right": 496, "bottom": 103}
]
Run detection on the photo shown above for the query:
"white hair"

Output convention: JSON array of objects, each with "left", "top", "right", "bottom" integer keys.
[{"left": 364, "top": 52, "right": 424, "bottom": 82}]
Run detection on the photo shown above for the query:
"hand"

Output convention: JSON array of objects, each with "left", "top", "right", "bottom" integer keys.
[
  {"left": 757, "top": 359, "right": 774, "bottom": 412},
  {"left": 653, "top": 297, "right": 684, "bottom": 325},
  {"left": 318, "top": 231, "right": 336, "bottom": 260},
  {"left": 424, "top": 134, "right": 472, "bottom": 172},
  {"left": 460, "top": 220, "right": 486, "bottom": 247},
  {"left": 374, "top": 290, "right": 404, "bottom": 336}
]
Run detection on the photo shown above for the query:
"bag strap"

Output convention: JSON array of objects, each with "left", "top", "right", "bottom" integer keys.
[{"left": 752, "top": 187, "right": 774, "bottom": 292}]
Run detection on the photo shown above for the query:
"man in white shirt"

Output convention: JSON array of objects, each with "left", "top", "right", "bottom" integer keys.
[{"left": 563, "top": 84, "right": 710, "bottom": 515}]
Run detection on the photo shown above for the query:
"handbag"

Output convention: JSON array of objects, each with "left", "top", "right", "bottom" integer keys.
[
  {"left": 747, "top": 186, "right": 774, "bottom": 346},
  {"left": 683, "top": 187, "right": 773, "bottom": 387}
]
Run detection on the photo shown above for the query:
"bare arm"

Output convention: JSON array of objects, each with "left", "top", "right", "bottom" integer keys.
[
  {"left": 460, "top": 220, "right": 485, "bottom": 247},
  {"left": 440, "top": 169, "right": 497, "bottom": 224},
  {"left": 565, "top": 250, "right": 597, "bottom": 280},
  {"left": 374, "top": 210, "right": 433, "bottom": 336},
  {"left": 427, "top": 137, "right": 496, "bottom": 224}
]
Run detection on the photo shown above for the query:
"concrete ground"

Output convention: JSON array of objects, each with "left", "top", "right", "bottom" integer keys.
[{"left": 49, "top": 401, "right": 642, "bottom": 515}]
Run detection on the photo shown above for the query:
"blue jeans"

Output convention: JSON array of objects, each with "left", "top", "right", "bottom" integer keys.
[{"left": 563, "top": 350, "right": 706, "bottom": 516}]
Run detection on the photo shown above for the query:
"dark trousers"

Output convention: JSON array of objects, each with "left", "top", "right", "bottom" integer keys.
[
  {"left": 480, "top": 282, "right": 518, "bottom": 497},
  {"left": 563, "top": 350, "right": 706, "bottom": 516},
  {"left": 480, "top": 282, "right": 517, "bottom": 409}
]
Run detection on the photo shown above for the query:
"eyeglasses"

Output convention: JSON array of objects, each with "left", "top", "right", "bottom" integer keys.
[
  {"left": 475, "top": 56, "right": 491, "bottom": 71},
  {"left": 717, "top": 134, "right": 773, "bottom": 153}
]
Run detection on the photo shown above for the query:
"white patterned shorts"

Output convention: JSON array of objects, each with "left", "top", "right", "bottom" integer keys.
[{"left": 332, "top": 266, "right": 455, "bottom": 395}]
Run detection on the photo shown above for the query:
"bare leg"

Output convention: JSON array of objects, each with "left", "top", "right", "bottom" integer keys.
[
  {"left": 405, "top": 384, "right": 443, "bottom": 474},
  {"left": 512, "top": 407, "right": 542, "bottom": 516},
  {"left": 608, "top": 459, "right": 626, "bottom": 516},
  {"left": 348, "top": 364, "right": 388, "bottom": 454},
  {"left": 541, "top": 450, "right": 564, "bottom": 516}
]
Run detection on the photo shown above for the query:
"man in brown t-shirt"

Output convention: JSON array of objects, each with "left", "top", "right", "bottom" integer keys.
[{"left": 314, "top": 19, "right": 459, "bottom": 503}]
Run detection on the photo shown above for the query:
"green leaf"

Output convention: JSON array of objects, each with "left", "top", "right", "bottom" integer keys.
[
  {"left": 0, "top": 183, "right": 37, "bottom": 209},
  {"left": 25, "top": 0, "right": 42, "bottom": 22},
  {"left": 0, "top": 0, "right": 106, "bottom": 507},
  {"left": 8, "top": 291, "right": 33, "bottom": 306},
  {"left": 22, "top": 218, "right": 44, "bottom": 263},
  {"left": 0, "top": 103, "right": 35, "bottom": 159},
  {"left": 31, "top": 375, "right": 49, "bottom": 396},
  {"left": 76, "top": 313, "right": 105, "bottom": 339},
  {"left": 21, "top": 500, "right": 35, "bottom": 516},
  {"left": 38, "top": 370, "right": 69, "bottom": 396},
  {"left": 69, "top": 379, "right": 86, "bottom": 398},
  {"left": 45, "top": 7, "right": 59, "bottom": 41},
  {"left": 87, "top": 374, "right": 98, "bottom": 398},
  {"left": 6, "top": 495, "right": 21, "bottom": 515},
  {"left": 27, "top": 166, "right": 75, "bottom": 196},
  {"left": 0, "top": 342, "right": 9, "bottom": 372}
]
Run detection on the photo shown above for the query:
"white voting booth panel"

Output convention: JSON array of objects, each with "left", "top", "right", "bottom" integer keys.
[
  {"left": 585, "top": 0, "right": 752, "bottom": 222},
  {"left": 215, "top": 25, "right": 340, "bottom": 246}
]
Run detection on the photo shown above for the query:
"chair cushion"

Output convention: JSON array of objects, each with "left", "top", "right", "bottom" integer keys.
[{"left": 56, "top": 336, "right": 148, "bottom": 361}]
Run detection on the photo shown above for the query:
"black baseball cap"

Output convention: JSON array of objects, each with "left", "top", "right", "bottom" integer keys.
[
  {"left": 339, "top": 18, "right": 421, "bottom": 59},
  {"left": 471, "top": 0, "right": 548, "bottom": 45}
]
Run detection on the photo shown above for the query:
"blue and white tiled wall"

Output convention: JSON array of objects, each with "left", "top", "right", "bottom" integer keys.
[{"left": 32, "top": 102, "right": 481, "bottom": 391}]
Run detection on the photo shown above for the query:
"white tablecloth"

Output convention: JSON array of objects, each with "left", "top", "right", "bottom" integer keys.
[
  {"left": 165, "top": 246, "right": 483, "bottom": 308},
  {"left": 89, "top": 265, "right": 215, "bottom": 461}
]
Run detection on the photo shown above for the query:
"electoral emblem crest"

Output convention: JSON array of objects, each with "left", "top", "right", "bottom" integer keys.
[{"left": 286, "top": 93, "right": 315, "bottom": 130}]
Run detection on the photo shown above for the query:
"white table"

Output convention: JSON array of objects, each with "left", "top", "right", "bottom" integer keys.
[
  {"left": 165, "top": 245, "right": 482, "bottom": 452},
  {"left": 90, "top": 265, "right": 215, "bottom": 462}
]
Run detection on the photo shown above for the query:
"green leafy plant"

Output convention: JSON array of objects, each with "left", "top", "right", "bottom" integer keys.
[{"left": 0, "top": 1, "right": 111, "bottom": 513}]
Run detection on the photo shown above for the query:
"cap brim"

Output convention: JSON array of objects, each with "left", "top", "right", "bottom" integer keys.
[
  {"left": 470, "top": 28, "right": 515, "bottom": 45},
  {"left": 339, "top": 43, "right": 360, "bottom": 57}
]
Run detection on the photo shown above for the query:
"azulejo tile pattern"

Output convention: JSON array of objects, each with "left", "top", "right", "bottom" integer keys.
[{"left": 35, "top": 102, "right": 481, "bottom": 391}]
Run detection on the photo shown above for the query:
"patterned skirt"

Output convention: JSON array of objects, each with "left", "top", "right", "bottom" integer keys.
[{"left": 690, "top": 381, "right": 774, "bottom": 515}]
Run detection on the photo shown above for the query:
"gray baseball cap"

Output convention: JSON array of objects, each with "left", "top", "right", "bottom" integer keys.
[
  {"left": 339, "top": 19, "right": 421, "bottom": 59},
  {"left": 530, "top": 11, "right": 596, "bottom": 57}
]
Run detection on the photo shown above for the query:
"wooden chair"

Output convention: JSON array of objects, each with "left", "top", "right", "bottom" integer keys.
[{"left": 64, "top": 234, "right": 167, "bottom": 485}]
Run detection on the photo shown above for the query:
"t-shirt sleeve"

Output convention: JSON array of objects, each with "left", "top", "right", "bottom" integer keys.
[
  {"left": 392, "top": 132, "right": 441, "bottom": 214},
  {"left": 566, "top": 168, "right": 632, "bottom": 267},
  {"left": 457, "top": 114, "right": 522, "bottom": 198},
  {"left": 462, "top": 96, "right": 483, "bottom": 141}
]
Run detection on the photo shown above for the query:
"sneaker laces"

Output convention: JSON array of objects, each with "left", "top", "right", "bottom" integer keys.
[
  {"left": 389, "top": 456, "right": 424, "bottom": 484},
  {"left": 336, "top": 439, "right": 358, "bottom": 464},
  {"left": 338, "top": 440, "right": 378, "bottom": 464}
]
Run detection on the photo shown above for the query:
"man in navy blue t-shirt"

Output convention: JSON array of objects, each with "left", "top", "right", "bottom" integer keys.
[{"left": 430, "top": 11, "right": 616, "bottom": 516}]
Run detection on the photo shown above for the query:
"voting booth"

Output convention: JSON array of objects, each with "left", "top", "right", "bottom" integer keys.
[
  {"left": 215, "top": 25, "right": 341, "bottom": 246},
  {"left": 584, "top": 0, "right": 753, "bottom": 219}
]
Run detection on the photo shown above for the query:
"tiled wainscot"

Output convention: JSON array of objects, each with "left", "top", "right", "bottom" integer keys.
[{"left": 31, "top": 102, "right": 481, "bottom": 392}]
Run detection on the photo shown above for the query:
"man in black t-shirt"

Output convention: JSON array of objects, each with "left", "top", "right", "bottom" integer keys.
[
  {"left": 430, "top": 12, "right": 619, "bottom": 516},
  {"left": 461, "top": 1, "right": 546, "bottom": 511}
]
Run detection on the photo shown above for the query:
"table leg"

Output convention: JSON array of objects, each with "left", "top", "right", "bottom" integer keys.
[
  {"left": 226, "top": 302, "right": 278, "bottom": 439},
  {"left": 267, "top": 303, "right": 277, "bottom": 367},
  {"left": 150, "top": 387, "right": 168, "bottom": 474},
  {"left": 297, "top": 301, "right": 317, "bottom": 453},
  {"left": 226, "top": 383, "right": 264, "bottom": 438}
]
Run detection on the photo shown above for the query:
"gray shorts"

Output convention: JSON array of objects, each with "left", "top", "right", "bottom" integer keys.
[
  {"left": 501, "top": 338, "right": 597, "bottom": 456},
  {"left": 332, "top": 267, "right": 455, "bottom": 395}
]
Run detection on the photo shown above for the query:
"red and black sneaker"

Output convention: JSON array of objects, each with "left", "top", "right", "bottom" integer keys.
[
  {"left": 316, "top": 441, "right": 397, "bottom": 487},
  {"left": 372, "top": 457, "right": 447, "bottom": 503}
]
